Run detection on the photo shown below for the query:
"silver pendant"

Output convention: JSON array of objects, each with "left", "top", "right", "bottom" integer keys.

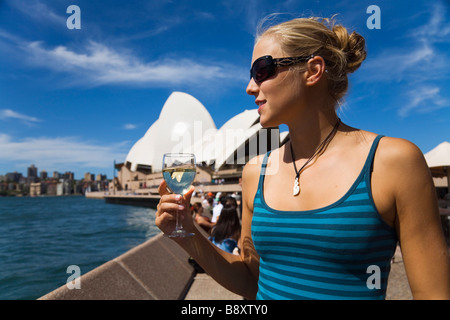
[{"left": 293, "top": 176, "right": 300, "bottom": 196}]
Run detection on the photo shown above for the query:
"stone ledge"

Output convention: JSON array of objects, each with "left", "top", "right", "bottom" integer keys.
[
  {"left": 184, "top": 273, "right": 243, "bottom": 300},
  {"left": 39, "top": 233, "right": 195, "bottom": 300}
]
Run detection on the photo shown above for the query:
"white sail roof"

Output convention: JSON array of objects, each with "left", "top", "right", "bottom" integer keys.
[
  {"left": 125, "top": 92, "right": 216, "bottom": 171},
  {"left": 125, "top": 91, "right": 264, "bottom": 172}
]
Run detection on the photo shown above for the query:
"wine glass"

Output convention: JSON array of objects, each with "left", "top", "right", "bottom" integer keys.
[{"left": 162, "top": 153, "right": 196, "bottom": 237}]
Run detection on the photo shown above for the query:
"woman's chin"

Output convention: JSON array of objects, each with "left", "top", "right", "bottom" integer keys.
[{"left": 259, "top": 116, "right": 279, "bottom": 129}]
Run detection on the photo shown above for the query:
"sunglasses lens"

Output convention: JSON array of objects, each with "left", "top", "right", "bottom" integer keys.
[{"left": 251, "top": 56, "right": 274, "bottom": 82}]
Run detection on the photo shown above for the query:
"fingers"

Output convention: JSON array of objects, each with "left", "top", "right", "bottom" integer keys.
[
  {"left": 157, "top": 194, "right": 183, "bottom": 218},
  {"left": 157, "top": 180, "right": 179, "bottom": 215},
  {"left": 158, "top": 180, "right": 170, "bottom": 196},
  {"left": 183, "top": 185, "right": 195, "bottom": 202},
  {"left": 155, "top": 181, "right": 196, "bottom": 235},
  {"left": 155, "top": 194, "right": 184, "bottom": 234},
  {"left": 157, "top": 197, "right": 185, "bottom": 214}
]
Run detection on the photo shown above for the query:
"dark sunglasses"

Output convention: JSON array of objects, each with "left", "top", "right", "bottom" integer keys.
[{"left": 250, "top": 55, "right": 314, "bottom": 83}]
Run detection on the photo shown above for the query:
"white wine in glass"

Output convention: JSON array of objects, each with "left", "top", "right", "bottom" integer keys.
[{"left": 162, "top": 153, "right": 196, "bottom": 238}]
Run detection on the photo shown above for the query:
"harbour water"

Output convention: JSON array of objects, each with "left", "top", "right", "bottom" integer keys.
[{"left": 0, "top": 195, "right": 158, "bottom": 300}]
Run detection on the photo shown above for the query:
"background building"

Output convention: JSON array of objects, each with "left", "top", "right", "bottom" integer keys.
[
  {"left": 27, "top": 164, "right": 38, "bottom": 182},
  {"left": 40, "top": 170, "right": 48, "bottom": 180}
]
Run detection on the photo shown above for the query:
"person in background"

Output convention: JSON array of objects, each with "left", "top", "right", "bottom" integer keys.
[
  {"left": 191, "top": 202, "right": 214, "bottom": 234},
  {"left": 224, "top": 195, "right": 237, "bottom": 208},
  {"left": 201, "top": 193, "right": 214, "bottom": 219},
  {"left": 211, "top": 194, "right": 226, "bottom": 223},
  {"left": 209, "top": 204, "right": 241, "bottom": 255}
]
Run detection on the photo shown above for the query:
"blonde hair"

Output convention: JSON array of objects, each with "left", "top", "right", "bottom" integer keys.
[{"left": 257, "top": 16, "right": 367, "bottom": 102}]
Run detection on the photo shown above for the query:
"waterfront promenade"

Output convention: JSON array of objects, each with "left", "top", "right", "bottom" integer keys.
[{"left": 386, "top": 257, "right": 413, "bottom": 300}]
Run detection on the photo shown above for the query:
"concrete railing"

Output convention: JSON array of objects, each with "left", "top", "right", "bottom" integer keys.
[{"left": 39, "top": 233, "right": 195, "bottom": 300}]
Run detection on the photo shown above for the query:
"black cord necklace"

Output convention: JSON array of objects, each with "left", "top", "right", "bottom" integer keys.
[{"left": 290, "top": 118, "right": 341, "bottom": 196}]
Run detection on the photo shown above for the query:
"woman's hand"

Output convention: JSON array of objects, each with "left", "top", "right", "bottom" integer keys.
[{"left": 155, "top": 180, "right": 195, "bottom": 236}]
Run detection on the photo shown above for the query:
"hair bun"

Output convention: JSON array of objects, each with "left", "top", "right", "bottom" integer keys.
[{"left": 332, "top": 25, "right": 367, "bottom": 73}]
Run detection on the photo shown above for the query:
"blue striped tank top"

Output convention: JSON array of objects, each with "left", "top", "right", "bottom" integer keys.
[{"left": 251, "top": 135, "right": 397, "bottom": 300}]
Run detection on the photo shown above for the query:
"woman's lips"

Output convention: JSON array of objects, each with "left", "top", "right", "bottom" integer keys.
[{"left": 256, "top": 100, "right": 266, "bottom": 114}]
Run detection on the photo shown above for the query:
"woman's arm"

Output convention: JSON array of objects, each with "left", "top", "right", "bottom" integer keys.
[
  {"left": 379, "top": 138, "right": 450, "bottom": 299},
  {"left": 155, "top": 158, "right": 261, "bottom": 299}
]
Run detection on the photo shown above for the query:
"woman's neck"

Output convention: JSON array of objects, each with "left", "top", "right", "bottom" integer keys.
[{"left": 287, "top": 111, "right": 340, "bottom": 160}]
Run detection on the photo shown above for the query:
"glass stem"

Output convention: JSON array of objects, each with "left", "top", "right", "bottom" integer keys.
[
  {"left": 176, "top": 196, "right": 183, "bottom": 231},
  {"left": 176, "top": 209, "right": 182, "bottom": 231}
]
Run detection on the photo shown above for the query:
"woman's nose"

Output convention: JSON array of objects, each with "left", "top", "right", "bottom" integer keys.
[{"left": 246, "top": 77, "right": 259, "bottom": 96}]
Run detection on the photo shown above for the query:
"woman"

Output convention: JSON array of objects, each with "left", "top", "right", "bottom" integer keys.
[
  {"left": 156, "top": 17, "right": 450, "bottom": 299},
  {"left": 209, "top": 204, "right": 241, "bottom": 255}
]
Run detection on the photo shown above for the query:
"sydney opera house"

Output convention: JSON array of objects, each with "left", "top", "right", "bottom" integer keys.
[{"left": 113, "top": 91, "right": 289, "bottom": 195}]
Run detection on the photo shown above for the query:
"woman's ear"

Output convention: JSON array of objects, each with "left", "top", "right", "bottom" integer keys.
[{"left": 305, "top": 56, "right": 326, "bottom": 86}]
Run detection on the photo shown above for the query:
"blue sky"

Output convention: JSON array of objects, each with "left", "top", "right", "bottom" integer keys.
[{"left": 0, "top": 0, "right": 449, "bottom": 179}]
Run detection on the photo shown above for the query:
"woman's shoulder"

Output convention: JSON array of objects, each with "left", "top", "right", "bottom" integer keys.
[
  {"left": 242, "top": 146, "right": 284, "bottom": 179},
  {"left": 375, "top": 135, "right": 426, "bottom": 167},
  {"left": 350, "top": 130, "right": 423, "bottom": 161},
  {"left": 241, "top": 148, "right": 282, "bottom": 207},
  {"left": 340, "top": 129, "right": 427, "bottom": 178},
  {"left": 357, "top": 132, "right": 429, "bottom": 180},
  {"left": 242, "top": 153, "right": 265, "bottom": 183}
]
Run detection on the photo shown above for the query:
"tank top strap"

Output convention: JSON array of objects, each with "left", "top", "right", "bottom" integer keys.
[
  {"left": 256, "top": 135, "right": 384, "bottom": 198},
  {"left": 261, "top": 151, "right": 271, "bottom": 174},
  {"left": 363, "top": 135, "right": 384, "bottom": 176},
  {"left": 256, "top": 151, "right": 271, "bottom": 195}
]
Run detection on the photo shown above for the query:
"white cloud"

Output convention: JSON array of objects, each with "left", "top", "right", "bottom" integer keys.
[
  {"left": 399, "top": 86, "right": 450, "bottom": 117},
  {"left": 0, "top": 109, "right": 41, "bottom": 123},
  {"left": 362, "top": 3, "right": 449, "bottom": 82},
  {"left": 362, "top": 44, "right": 435, "bottom": 82},
  {"left": 123, "top": 124, "right": 137, "bottom": 130},
  {"left": 9, "top": 0, "right": 66, "bottom": 26},
  {"left": 359, "top": 3, "right": 450, "bottom": 117},
  {"left": 23, "top": 40, "right": 246, "bottom": 87},
  {"left": 0, "top": 134, "right": 128, "bottom": 172},
  {"left": 411, "top": 3, "right": 450, "bottom": 43}
]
